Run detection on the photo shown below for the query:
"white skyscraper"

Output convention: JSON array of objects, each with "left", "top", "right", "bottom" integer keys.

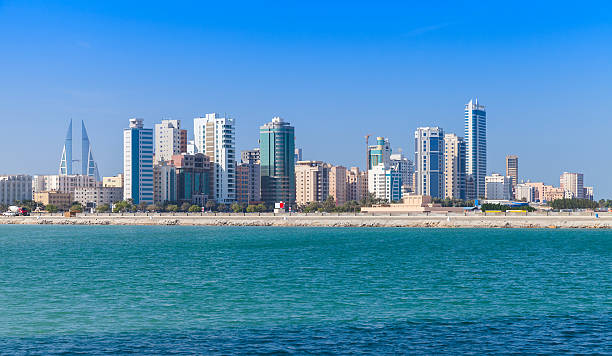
[
  {"left": 414, "top": 127, "right": 445, "bottom": 198},
  {"left": 123, "top": 118, "right": 154, "bottom": 205},
  {"left": 154, "top": 119, "right": 182, "bottom": 162},
  {"left": 560, "top": 172, "right": 584, "bottom": 199},
  {"left": 193, "top": 113, "right": 236, "bottom": 204},
  {"left": 464, "top": 98, "right": 487, "bottom": 200}
]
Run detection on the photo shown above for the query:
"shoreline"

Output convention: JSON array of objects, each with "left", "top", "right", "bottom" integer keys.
[{"left": 1, "top": 213, "right": 612, "bottom": 228}]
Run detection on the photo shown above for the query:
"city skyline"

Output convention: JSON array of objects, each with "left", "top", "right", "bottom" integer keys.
[{"left": 1, "top": 2, "right": 611, "bottom": 197}]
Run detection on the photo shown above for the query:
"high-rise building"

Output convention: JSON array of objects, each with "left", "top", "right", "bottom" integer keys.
[
  {"left": 390, "top": 153, "right": 414, "bottom": 194},
  {"left": 123, "top": 118, "right": 154, "bottom": 205},
  {"left": 367, "top": 137, "right": 391, "bottom": 170},
  {"left": 154, "top": 119, "right": 182, "bottom": 162},
  {"left": 465, "top": 99, "right": 487, "bottom": 199},
  {"left": 193, "top": 113, "right": 236, "bottom": 204},
  {"left": 59, "top": 119, "right": 99, "bottom": 180},
  {"left": 346, "top": 167, "right": 367, "bottom": 202},
  {"left": 236, "top": 150, "right": 261, "bottom": 204},
  {"left": 81, "top": 121, "right": 99, "bottom": 181},
  {"left": 153, "top": 162, "right": 176, "bottom": 204},
  {"left": 414, "top": 127, "right": 445, "bottom": 198},
  {"left": 505, "top": 155, "right": 519, "bottom": 189},
  {"left": 368, "top": 164, "right": 402, "bottom": 202},
  {"left": 329, "top": 165, "right": 347, "bottom": 206},
  {"left": 179, "top": 129, "right": 188, "bottom": 154},
  {"left": 59, "top": 120, "right": 73, "bottom": 176},
  {"left": 171, "top": 153, "right": 212, "bottom": 205},
  {"left": 0, "top": 175, "right": 32, "bottom": 205},
  {"left": 560, "top": 172, "right": 584, "bottom": 199},
  {"left": 443, "top": 134, "right": 466, "bottom": 200},
  {"left": 294, "top": 148, "right": 303, "bottom": 163},
  {"left": 485, "top": 173, "right": 513, "bottom": 200},
  {"left": 260, "top": 117, "right": 295, "bottom": 205},
  {"left": 295, "top": 161, "right": 329, "bottom": 205}
]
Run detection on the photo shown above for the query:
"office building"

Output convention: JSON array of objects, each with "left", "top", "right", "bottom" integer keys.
[
  {"left": 560, "top": 172, "right": 584, "bottom": 199},
  {"left": 260, "top": 117, "right": 295, "bottom": 205},
  {"left": 0, "top": 175, "right": 32, "bottom": 205},
  {"left": 154, "top": 119, "right": 182, "bottom": 162},
  {"left": 58, "top": 119, "right": 99, "bottom": 180},
  {"left": 81, "top": 121, "right": 100, "bottom": 180},
  {"left": 295, "top": 161, "right": 329, "bottom": 205},
  {"left": 485, "top": 173, "right": 513, "bottom": 200},
  {"left": 443, "top": 133, "right": 466, "bottom": 200},
  {"left": 59, "top": 120, "right": 73, "bottom": 175},
  {"left": 171, "top": 153, "right": 211, "bottom": 205},
  {"left": 123, "top": 118, "right": 154, "bottom": 204},
  {"left": 505, "top": 155, "right": 519, "bottom": 189},
  {"left": 414, "top": 127, "right": 444, "bottom": 198},
  {"left": 193, "top": 113, "right": 236, "bottom": 204},
  {"left": 465, "top": 99, "right": 487, "bottom": 199}
]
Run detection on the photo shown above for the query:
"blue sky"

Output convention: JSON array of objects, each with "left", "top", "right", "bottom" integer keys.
[{"left": 1, "top": 1, "right": 611, "bottom": 197}]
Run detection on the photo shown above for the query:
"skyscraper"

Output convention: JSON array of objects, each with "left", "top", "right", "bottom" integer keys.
[
  {"left": 260, "top": 117, "right": 295, "bottom": 205},
  {"left": 154, "top": 119, "right": 182, "bottom": 162},
  {"left": 464, "top": 99, "right": 487, "bottom": 199},
  {"left": 81, "top": 121, "right": 99, "bottom": 181},
  {"left": 505, "top": 155, "right": 518, "bottom": 189},
  {"left": 389, "top": 152, "right": 414, "bottom": 194},
  {"left": 123, "top": 118, "right": 154, "bottom": 205},
  {"left": 414, "top": 127, "right": 445, "bottom": 198},
  {"left": 193, "top": 113, "right": 236, "bottom": 204},
  {"left": 59, "top": 120, "right": 73, "bottom": 175},
  {"left": 444, "top": 133, "right": 466, "bottom": 200}
]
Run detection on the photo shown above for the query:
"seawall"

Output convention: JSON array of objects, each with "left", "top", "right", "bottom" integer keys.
[{"left": 1, "top": 212, "right": 612, "bottom": 228}]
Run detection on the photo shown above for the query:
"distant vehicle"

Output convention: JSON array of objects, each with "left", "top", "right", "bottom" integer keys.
[{"left": 4, "top": 206, "right": 29, "bottom": 216}]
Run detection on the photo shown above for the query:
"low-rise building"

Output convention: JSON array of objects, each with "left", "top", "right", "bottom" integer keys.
[
  {"left": 33, "top": 191, "right": 72, "bottom": 211},
  {"left": 485, "top": 173, "right": 513, "bottom": 200},
  {"left": 0, "top": 175, "right": 32, "bottom": 205},
  {"left": 515, "top": 183, "right": 535, "bottom": 203},
  {"left": 171, "top": 153, "right": 211, "bottom": 205},
  {"left": 584, "top": 186, "right": 594, "bottom": 201},
  {"left": 74, "top": 186, "right": 123, "bottom": 209},
  {"left": 102, "top": 174, "right": 124, "bottom": 188},
  {"left": 361, "top": 195, "right": 465, "bottom": 213},
  {"left": 33, "top": 174, "right": 98, "bottom": 194}
]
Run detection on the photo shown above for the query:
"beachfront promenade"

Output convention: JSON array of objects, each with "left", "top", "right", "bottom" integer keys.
[{"left": 2, "top": 211, "right": 612, "bottom": 228}]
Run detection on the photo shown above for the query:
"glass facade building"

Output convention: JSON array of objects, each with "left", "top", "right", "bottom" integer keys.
[{"left": 260, "top": 117, "right": 295, "bottom": 205}]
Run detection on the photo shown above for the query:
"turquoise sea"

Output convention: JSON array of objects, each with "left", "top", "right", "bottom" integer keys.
[{"left": 0, "top": 226, "right": 610, "bottom": 354}]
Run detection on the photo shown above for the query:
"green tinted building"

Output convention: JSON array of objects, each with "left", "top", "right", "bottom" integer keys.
[{"left": 260, "top": 117, "right": 295, "bottom": 205}]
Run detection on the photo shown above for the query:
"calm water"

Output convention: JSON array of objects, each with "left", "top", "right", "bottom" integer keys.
[{"left": 0, "top": 226, "right": 610, "bottom": 354}]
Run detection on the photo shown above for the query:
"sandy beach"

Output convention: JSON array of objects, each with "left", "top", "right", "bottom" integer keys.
[{"left": 1, "top": 212, "right": 611, "bottom": 228}]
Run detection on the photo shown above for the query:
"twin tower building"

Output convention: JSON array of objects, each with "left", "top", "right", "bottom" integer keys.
[{"left": 58, "top": 119, "right": 100, "bottom": 181}]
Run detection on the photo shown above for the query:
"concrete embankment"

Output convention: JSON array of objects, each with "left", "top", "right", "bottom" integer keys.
[{"left": 1, "top": 212, "right": 612, "bottom": 228}]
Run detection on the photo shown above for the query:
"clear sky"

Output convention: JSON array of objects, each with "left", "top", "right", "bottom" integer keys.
[{"left": 1, "top": 1, "right": 611, "bottom": 197}]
